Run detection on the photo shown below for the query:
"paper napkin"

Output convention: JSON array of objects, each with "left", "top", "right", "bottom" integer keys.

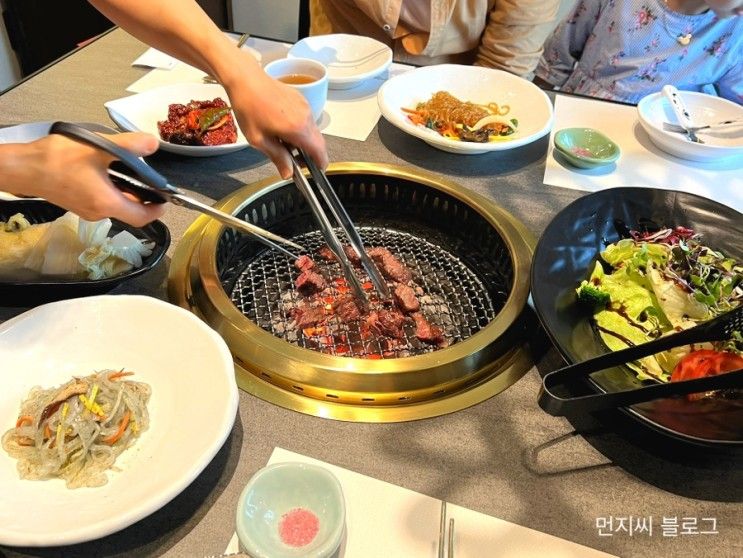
[
  {"left": 543, "top": 95, "right": 743, "bottom": 213},
  {"left": 224, "top": 447, "right": 616, "bottom": 557}
]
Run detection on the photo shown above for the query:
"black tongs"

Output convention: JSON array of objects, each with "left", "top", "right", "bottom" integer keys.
[
  {"left": 539, "top": 306, "right": 743, "bottom": 416},
  {"left": 285, "top": 144, "right": 390, "bottom": 306},
  {"left": 49, "top": 121, "right": 304, "bottom": 259}
]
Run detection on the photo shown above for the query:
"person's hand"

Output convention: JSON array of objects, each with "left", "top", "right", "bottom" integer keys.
[
  {"left": 221, "top": 53, "right": 328, "bottom": 179},
  {"left": 6, "top": 132, "right": 165, "bottom": 227}
]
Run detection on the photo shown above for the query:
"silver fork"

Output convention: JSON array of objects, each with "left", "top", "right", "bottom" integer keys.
[{"left": 203, "top": 33, "right": 250, "bottom": 84}]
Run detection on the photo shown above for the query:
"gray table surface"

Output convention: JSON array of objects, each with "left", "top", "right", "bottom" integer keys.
[{"left": 0, "top": 29, "right": 740, "bottom": 558}]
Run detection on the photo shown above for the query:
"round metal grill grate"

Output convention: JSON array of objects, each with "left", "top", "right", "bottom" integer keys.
[{"left": 229, "top": 227, "right": 501, "bottom": 358}]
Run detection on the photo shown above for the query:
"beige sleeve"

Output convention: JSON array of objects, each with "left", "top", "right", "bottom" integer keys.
[{"left": 475, "top": 0, "right": 576, "bottom": 79}]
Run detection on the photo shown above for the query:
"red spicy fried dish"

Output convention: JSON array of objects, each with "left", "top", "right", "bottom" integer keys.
[{"left": 157, "top": 97, "right": 237, "bottom": 146}]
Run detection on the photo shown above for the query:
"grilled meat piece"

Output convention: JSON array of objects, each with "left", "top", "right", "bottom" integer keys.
[
  {"left": 367, "top": 247, "right": 412, "bottom": 284},
  {"left": 296, "top": 269, "right": 326, "bottom": 296},
  {"left": 393, "top": 283, "right": 420, "bottom": 313},
  {"left": 317, "top": 246, "right": 336, "bottom": 261},
  {"left": 344, "top": 245, "right": 362, "bottom": 266},
  {"left": 333, "top": 296, "right": 362, "bottom": 323},
  {"left": 292, "top": 302, "right": 327, "bottom": 329},
  {"left": 366, "top": 309, "right": 406, "bottom": 339},
  {"left": 295, "top": 255, "right": 316, "bottom": 272},
  {"left": 411, "top": 312, "right": 445, "bottom": 346},
  {"left": 316, "top": 245, "right": 362, "bottom": 266}
]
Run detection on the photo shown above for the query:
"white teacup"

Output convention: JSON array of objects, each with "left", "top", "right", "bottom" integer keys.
[{"left": 264, "top": 57, "right": 328, "bottom": 122}]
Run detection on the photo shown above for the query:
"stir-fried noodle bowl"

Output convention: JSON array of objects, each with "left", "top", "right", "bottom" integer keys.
[
  {"left": 2, "top": 370, "right": 150, "bottom": 489},
  {"left": 403, "top": 91, "right": 518, "bottom": 143}
]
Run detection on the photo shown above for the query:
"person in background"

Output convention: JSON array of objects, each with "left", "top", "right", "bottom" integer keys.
[
  {"left": 534, "top": 0, "right": 743, "bottom": 105},
  {"left": 310, "top": 0, "right": 577, "bottom": 80},
  {"left": 0, "top": 0, "right": 328, "bottom": 227}
]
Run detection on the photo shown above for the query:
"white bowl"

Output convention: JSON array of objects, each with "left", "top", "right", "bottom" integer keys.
[
  {"left": 0, "top": 295, "right": 238, "bottom": 546},
  {"left": 288, "top": 33, "right": 392, "bottom": 90},
  {"left": 104, "top": 83, "right": 249, "bottom": 157},
  {"left": 378, "top": 64, "right": 553, "bottom": 154},
  {"left": 637, "top": 91, "right": 743, "bottom": 162},
  {"left": 236, "top": 462, "right": 345, "bottom": 558}
]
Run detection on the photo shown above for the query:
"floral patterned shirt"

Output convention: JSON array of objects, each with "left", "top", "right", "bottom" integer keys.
[{"left": 535, "top": 0, "right": 743, "bottom": 104}]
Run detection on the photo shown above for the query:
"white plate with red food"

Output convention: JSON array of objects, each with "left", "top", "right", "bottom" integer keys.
[
  {"left": 0, "top": 295, "right": 238, "bottom": 546},
  {"left": 378, "top": 64, "right": 553, "bottom": 154},
  {"left": 104, "top": 83, "right": 249, "bottom": 157}
]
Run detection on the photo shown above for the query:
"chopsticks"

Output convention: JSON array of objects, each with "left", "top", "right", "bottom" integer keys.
[
  {"left": 285, "top": 144, "right": 390, "bottom": 306},
  {"left": 438, "top": 501, "right": 455, "bottom": 558}
]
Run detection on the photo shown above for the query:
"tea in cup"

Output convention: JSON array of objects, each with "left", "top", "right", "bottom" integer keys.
[{"left": 264, "top": 58, "right": 328, "bottom": 122}]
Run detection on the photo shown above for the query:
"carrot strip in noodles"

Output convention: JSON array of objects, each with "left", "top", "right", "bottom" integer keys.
[{"left": 102, "top": 410, "right": 131, "bottom": 445}]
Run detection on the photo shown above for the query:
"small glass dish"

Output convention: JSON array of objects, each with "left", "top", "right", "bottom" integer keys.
[
  {"left": 236, "top": 462, "right": 346, "bottom": 558},
  {"left": 553, "top": 127, "right": 620, "bottom": 169}
]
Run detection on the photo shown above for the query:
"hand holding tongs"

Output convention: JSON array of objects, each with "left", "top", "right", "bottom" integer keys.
[
  {"left": 285, "top": 143, "right": 390, "bottom": 306},
  {"left": 539, "top": 306, "right": 743, "bottom": 416},
  {"left": 49, "top": 121, "right": 303, "bottom": 259}
]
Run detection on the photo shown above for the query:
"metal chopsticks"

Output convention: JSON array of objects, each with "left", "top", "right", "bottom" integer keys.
[
  {"left": 286, "top": 145, "right": 390, "bottom": 305},
  {"left": 438, "top": 501, "right": 455, "bottom": 558}
]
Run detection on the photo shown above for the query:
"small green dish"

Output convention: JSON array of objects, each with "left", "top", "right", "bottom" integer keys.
[
  {"left": 554, "top": 128, "right": 620, "bottom": 169},
  {"left": 236, "top": 462, "right": 346, "bottom": 558}
]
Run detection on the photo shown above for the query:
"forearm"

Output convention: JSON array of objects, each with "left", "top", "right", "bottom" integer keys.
[
  {"left": 475, "top": 0, "right": 567, "bottom": 78},
  {"left": 88, "top": 0, "right": 327, "bottom": 179},
  {"left": 0, "top": 143, "right": 44, "bottom": 198},
  {"left": 87, "top": 0, "right": 261, "bottom": 86}
]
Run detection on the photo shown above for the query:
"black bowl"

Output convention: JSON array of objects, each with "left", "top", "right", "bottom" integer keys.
[
  {"left": 0, "top": 199, "right": 169, "bottom": 306},
  {"left": 531, "top": 187, "right": 743, "bottom": 446}
]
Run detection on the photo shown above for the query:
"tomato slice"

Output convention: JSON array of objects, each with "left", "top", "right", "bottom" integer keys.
[{"left": 671, "top": 349, "right": 743, "bottom": 382}]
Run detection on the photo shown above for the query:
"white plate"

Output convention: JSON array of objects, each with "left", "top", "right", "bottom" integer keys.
[
  {"left": 104, "top": 83, "right": 249, "bottom": 157},
  {"left": 0, "top": 295, "right": 238, "bottom": 547},
  {"left": 637, "top": 91, "right": 743, "bottom": 162},
  {"left": 288, "top": 34, "right": 392, "bottom": 90},
  {"left": 0, "top": 121, "right": 119, "bottom": 200},
  {"left": 378, "top": 64, "right": 553, "bottom": 154}
]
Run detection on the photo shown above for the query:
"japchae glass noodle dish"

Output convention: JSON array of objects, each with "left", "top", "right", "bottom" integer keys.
[
  {"left": 576, "top": 226, "right": 742, "bottom": 399},
  {"left": 2, "top": 370, "right": 151, "bottom": 489},
  {"left": 403, "top": 91, "right": 518, "bottom": 143}
]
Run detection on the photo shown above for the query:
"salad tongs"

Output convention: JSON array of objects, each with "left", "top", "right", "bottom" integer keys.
[{"left": 539, "top": 306, "right": 743, "bottom": 416}]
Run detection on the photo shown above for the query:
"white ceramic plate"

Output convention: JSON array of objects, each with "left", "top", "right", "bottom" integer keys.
[
  {"left": 104, "top": 83, "right": 249, "bottom": 157},
  {"left": 0, "top": 295, "right": 238, "bottom": 547},
  {"left": 288, "top": 34, "right": 392, "bottom": 90},
  {"left": 637, "top": 91, "right": 743, "bottom": 162},
  {"left": 0, "top": 121, "right": 119, "bottom": 200},
  {"left": 378, "top": 64, "right": 553, "bottom": 154}
]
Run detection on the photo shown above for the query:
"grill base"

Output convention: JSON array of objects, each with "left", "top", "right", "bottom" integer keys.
[{"left": 168, "top": 163, "right": 535, "bottom": 422}]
